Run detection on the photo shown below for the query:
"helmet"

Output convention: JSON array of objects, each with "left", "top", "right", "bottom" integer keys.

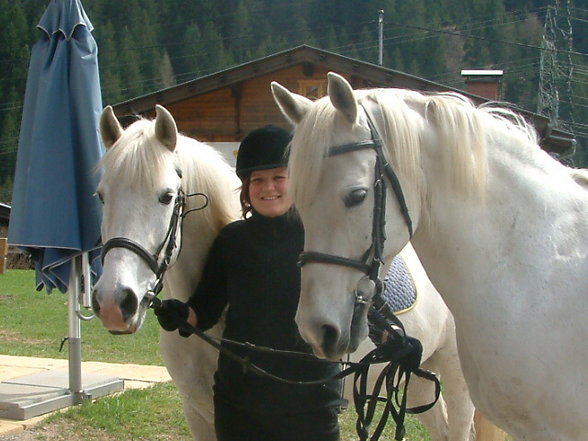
[{"left": 235, "top": 125, "right": 292, "bottom": 179}]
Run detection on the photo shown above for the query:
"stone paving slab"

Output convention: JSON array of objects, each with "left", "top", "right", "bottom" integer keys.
[{"left": 0, "top": 355, "right": 171, "bottom": 437}]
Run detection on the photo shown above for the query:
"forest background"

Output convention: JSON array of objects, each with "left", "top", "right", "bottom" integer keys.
[{"left": 1, "top": 0, "right": 587, "bottom": 203}]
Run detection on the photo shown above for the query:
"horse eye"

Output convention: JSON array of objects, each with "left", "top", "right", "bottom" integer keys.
[
  {"left": 344, "top": 188, "right": 368, "bottom": 207},
  {"left": 96, "top": 191, "right": 104, "bottom": 204},
  {"left": 159, "top": 192, "right": 174, "bottom": 205}
]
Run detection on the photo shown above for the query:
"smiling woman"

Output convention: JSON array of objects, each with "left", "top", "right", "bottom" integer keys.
[
  {"left": 154, "top": 125, "right": 344, "bottom": 441},
  {"left": 248, "top": 168, "right": 292, "bottom": 217}
]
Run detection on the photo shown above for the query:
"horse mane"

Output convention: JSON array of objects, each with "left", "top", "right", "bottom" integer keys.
[
  {"left": 178, "top": 137, "right": 239, "bottom": 233},
  {"left": 289, "top": 87, "right": 545, "bottom": 210},
  {"left": 100, "top": 117, "right": 238, "bottom": 235}
]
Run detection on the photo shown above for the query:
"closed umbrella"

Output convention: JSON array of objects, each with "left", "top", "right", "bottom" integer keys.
[
  {"left": 6, "top": 0, "right": 122, "bottom": 416},
  {"left": 9, "top": 0, "right": 103, "bottom": 291}
]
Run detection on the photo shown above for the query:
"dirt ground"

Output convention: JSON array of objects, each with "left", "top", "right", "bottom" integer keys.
[{"left": 0, "top": 422, "right": 116, "bottom": 441}]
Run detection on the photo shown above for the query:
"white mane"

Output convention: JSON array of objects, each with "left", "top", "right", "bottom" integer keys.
[
  {"left": 99, "top": 117, "right": 238, "bottom": 235},
  {"left": 288, "top": 87, "right": 555, "bottom": 211}
]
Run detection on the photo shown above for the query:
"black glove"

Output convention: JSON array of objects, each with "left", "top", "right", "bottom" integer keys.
[{"left": 153, "top": 299, "right": 191, "bottom": 337}]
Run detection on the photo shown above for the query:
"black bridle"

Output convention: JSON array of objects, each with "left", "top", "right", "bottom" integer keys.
[
  {"left": 100, "top": 171, "right": 209, "bottom": 299},
  {"left": 298, "top": 100, "right": 413, "bottom": 306}
]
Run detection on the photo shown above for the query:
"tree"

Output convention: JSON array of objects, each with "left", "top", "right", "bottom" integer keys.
[
  {"left": 160, "top": 50, "right": 177, "bottom": 89},
  {"left": 95, "top": 21, "right": 123, "bottom": 105},
  {"left": 0, "top": 87, "right": 20, "bottom": 203},
  {"left": 118, "top": 26, "right": 145, "bottom": 99},
  {"left": 201, "top": 22, "right": 234, "bottom": 75}
]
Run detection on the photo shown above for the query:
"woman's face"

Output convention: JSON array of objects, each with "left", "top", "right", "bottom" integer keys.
[{"left": 248, "top": 167, "right": 293, "bottom": 217}]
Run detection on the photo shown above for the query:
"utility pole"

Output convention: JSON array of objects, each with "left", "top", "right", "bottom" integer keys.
[{"left": 378, "top": 10, "right": 384, "bottom": 66}]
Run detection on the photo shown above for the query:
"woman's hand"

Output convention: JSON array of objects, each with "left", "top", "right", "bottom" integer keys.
[{"left": 154, "top": 299, "right": 193, "bottom": 337}]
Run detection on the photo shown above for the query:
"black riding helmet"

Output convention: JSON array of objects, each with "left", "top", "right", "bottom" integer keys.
[{"left": 235, "top": 125, "right": 292, "bottom": 179}]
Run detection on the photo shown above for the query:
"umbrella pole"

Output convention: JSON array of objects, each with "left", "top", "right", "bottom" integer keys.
[{"left": 67, "top": 255, "right": 87, "bottom": 403}]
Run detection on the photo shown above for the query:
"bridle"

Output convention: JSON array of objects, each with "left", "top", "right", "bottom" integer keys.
[
  {"left": 298, "top": 100, "right": 413, "bottom": 310},
  {"left": 100, "top": 169, "right": 209, "bottom": 299}
]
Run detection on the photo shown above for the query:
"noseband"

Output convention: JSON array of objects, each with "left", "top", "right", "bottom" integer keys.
[
  {"left": 298, "top": 100, "right": 413, "bottom": 305},
  {"left": 100, "top": 169, "right": 209, "bottom": 298}
]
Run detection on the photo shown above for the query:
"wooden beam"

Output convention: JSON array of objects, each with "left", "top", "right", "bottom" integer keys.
[{"left": 0, "top": 238, "right": 7, "bottom": 275}]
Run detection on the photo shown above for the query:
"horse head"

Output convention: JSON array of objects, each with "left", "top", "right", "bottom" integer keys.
[
  {"left": 92, "top": 105, "right": 185, "bottom": 334},
  {"left": 272, "top": 73, "right": 421, "bottom": 359}
]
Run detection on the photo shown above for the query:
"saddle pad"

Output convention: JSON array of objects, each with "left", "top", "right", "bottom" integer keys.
[{"left": 381, "top": 255, "right": 417, "bottom": 314}]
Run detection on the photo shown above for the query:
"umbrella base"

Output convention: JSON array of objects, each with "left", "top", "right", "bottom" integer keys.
[{"left": 0, "top": 370, "right": 124, "bottom": 420}]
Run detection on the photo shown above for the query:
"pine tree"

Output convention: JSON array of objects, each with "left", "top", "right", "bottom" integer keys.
[
  {"left": 118, "top": 26, "right": 145, "bottom": 99},
  {"left": 160, "top": 50, "right": 177, "bottom": 89},
  {"left": 0, "top": 87, "right": 20, "bottom": 202},
  {"left": 95, "top": 21, "right": 123, "bottom": 105},
  {"left": 176, "top": 23, "right": 204, "bottom": 83},
  {"left": 201, "top": 22, "right": 234, "bottom": 75}
]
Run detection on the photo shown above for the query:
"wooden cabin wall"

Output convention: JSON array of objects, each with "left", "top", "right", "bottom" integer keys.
[{"left": 165, "top": 64, "right": 342, "bottom": 142}]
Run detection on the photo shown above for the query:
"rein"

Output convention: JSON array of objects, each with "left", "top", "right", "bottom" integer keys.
[{"left": 148, "top": 293, "right": 439, "bottom": 441}]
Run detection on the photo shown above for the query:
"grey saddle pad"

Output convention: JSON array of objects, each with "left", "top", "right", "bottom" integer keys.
[{"left": 381, "top": 255, "right": 417, "bottom": 314}]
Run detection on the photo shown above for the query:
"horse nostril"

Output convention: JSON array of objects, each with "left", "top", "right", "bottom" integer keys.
[
  {"left": 91, "top": 291, "right": 101, "bottom": 315},
  {"left": 120, "top": 288, "right": 138, "bottom": 321},
  {"left": 321, "top": 324, "right": 340, "bottom": 354}
]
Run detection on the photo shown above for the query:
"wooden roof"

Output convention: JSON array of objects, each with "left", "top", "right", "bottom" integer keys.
[{"left": 112, "top": 45, "right": 574, "bottom": 155}]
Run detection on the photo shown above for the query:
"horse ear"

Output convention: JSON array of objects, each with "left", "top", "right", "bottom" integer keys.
[
  {"left": 154, "top": 105, "right": 178, "bottom": 152},
  {"left": 327, "top": 72, "right": 357, "bottom": 124},
  {"left": 100, "top": 106, "right": 123, "bottom": 149},
  {"left": 271, "top": 81, "right": 312, "bottom": 125}
]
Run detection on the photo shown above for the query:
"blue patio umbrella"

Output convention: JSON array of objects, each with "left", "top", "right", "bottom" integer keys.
[
  {"left": 8, "top": 0, "right": 104, "bottom": 293},
  {"left": 3, "top": 0, "right": 121, "bottom": 412}
]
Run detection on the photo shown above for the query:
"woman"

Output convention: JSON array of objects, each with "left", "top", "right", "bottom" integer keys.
[{"left": 155, "top": 125, "right": 342, "bottom": 441}]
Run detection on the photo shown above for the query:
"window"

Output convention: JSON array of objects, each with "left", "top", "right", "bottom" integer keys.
[{"left": 298, "top": 80, "right": 326, "bottom": 100}]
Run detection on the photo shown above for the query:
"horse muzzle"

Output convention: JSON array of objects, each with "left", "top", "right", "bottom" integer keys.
[
  {"left": 296, "top": 299, "right": 369, "bottom": 360},
  {"left": 91, "top": 284, "right": 148, "bottom": 333}
]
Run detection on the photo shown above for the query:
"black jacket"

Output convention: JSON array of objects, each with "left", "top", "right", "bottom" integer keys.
[{"left": 188, "top": 211, "right": 342, "bottom": 414}]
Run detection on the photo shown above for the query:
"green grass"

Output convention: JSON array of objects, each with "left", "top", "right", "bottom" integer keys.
[
  {"left": 1, "top": 269, "right": 431, "bottom": 440},
  {"left": 43, "top": 382, "right": 192, "bottom": 440},
  {"left": 0, "top": 269, "right": 161, "bottom": 365}
]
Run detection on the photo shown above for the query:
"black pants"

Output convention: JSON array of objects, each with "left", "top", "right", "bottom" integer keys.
[{"left": 214, "top": 396, "right": 340, "bottom": 441}]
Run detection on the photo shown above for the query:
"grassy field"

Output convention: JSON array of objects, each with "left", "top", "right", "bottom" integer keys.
[
  {"left": 0, "top": 269, "right": 430, "bottom": 440},
  {"left": 0, "top": 269, "right": 161, "bottom": 365}
]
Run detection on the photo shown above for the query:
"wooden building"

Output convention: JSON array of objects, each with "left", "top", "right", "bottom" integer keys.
[{"left": 112, "top": 45, "right": 575, "bottom": 167}]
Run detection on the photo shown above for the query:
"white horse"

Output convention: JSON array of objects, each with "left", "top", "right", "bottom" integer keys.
[
  {"left": 92, "top": 105, "right": 474, "bottom": 441},
  {"left": 92, "top": 105, "right": 240, "bottom": 441},
  {"left": 272, "top": 72, "right": 588, "bottom": 441}
]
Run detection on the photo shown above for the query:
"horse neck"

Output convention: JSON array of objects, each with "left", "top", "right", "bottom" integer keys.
[{"left": 411, "top": 132, "right": 586, "bottom": 312}]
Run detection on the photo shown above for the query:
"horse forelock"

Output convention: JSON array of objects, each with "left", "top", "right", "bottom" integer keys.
[
  {"left": 288, "top": 96, "right": 339, "bottom": 211},
  {"left": 99, "top": 117, "right": 238, "bottom": 234},
  {"left": 99, "top": 118, "right": 174, "bottom": 192},
  {"left": 288, "top": 89, "right": 426, "bottom": 212}
]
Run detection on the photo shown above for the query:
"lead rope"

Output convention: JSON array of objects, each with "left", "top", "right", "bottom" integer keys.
[
  {"left": 354, "top": 297, "right": 441, "bottom": 441},
  {"left": 149, "top": 296, "right": 440, "bottom": 441}
]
